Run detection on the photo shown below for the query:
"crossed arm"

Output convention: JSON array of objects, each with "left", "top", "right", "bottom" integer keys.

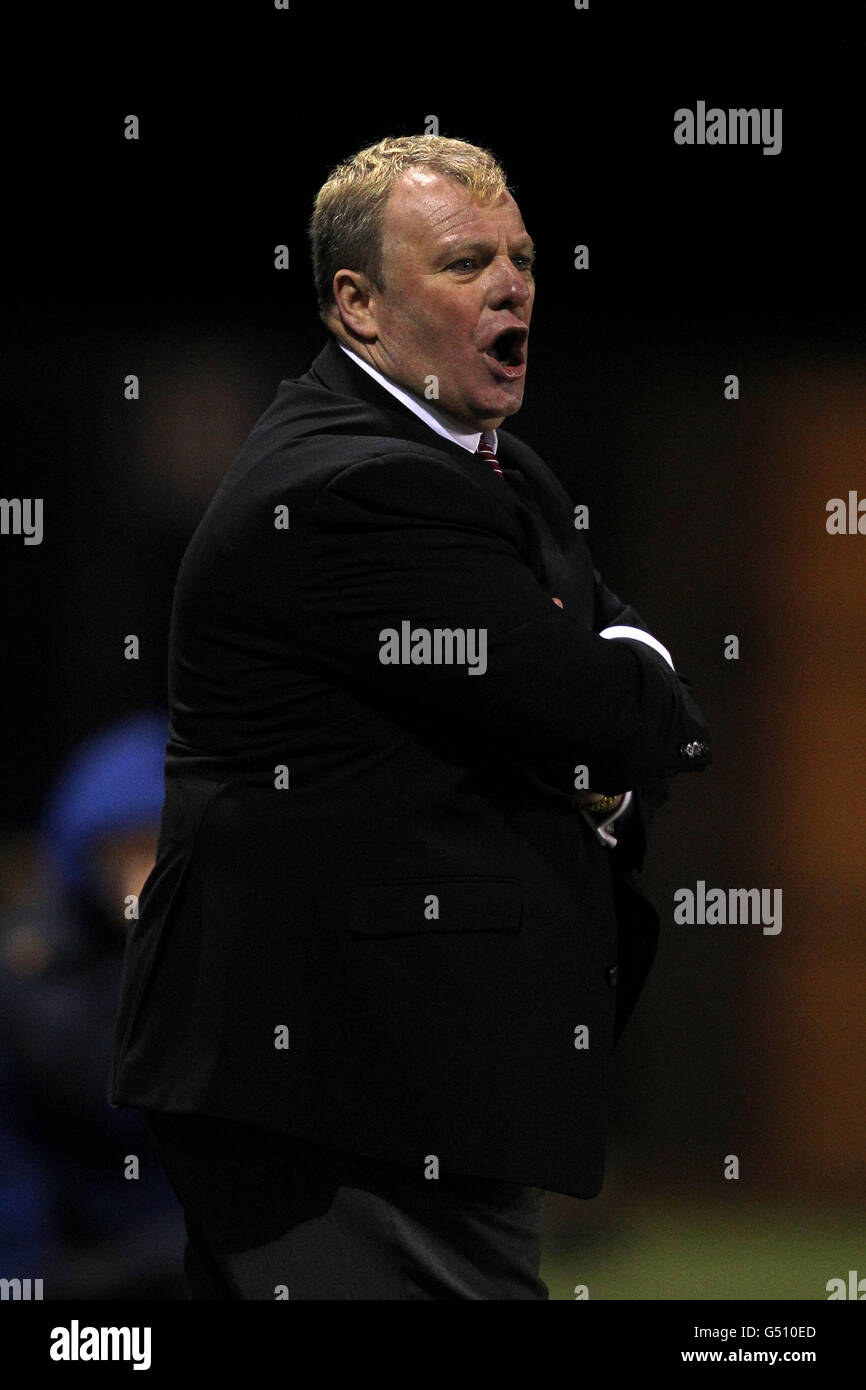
[{"left": 289, "top": 448, "right": 710, "bottom": 803}]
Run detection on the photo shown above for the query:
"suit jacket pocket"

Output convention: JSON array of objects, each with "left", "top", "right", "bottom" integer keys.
[
  {"left": 112, "top": 775, "right": 224, "bottom": 1072},
  {"left": 345, "top": 877, "right": 522, "bottom": 938}
]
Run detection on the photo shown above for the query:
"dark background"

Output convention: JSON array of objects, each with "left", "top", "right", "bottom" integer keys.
[{"left": 2, "top": 5, "right": 863, "bottom": 1297}]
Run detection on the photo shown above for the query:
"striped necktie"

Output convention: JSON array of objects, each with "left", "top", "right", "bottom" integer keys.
[{"left": 476, "top": 436, "right": 505, "bottom": 480}]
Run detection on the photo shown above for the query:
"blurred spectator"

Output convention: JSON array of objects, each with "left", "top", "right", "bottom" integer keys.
[{"left": 0, "top": 713, "right": 186, "bottom": 1298}]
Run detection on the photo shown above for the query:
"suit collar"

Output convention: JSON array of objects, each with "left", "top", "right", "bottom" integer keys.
[
  {"left": 304, "top": 336, "right": 521, "bottom": 476},
  {"left": 301, "top": 337, "right": 559, "bottom": 589},
  {"left": 302, "top": 337, "right": 470, "bottom": 463},
  {"left": 336, "top": 343, "right": 497, "bottom": 456}
]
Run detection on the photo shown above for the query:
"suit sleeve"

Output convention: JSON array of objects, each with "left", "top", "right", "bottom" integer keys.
[
  {"left": 592, "top": 566, "right": 710, "bottom": 871},
  {"left": 592, "top": 567, "right": 667, "bottom": 638},
  {"left": 293, "top": 450, "right": 711, "bottom": 796}
]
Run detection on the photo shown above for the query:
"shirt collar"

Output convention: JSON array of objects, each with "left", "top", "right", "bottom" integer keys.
[{"left": 338, "top": 343, "right": 498, "bottom": 455}]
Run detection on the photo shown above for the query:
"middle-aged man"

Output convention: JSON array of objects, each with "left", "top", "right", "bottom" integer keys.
[{"left": 109, "top": 135, "right": 711, "bottom": 1300}]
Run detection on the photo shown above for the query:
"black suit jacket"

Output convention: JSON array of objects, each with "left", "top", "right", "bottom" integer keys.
[{"left": 109, "top": 337, "right": 711, "bottom": 1198}]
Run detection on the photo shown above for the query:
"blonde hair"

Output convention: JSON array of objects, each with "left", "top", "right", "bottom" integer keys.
[{"left": 308, "top": 134, "right": 510, "bottom": 325}]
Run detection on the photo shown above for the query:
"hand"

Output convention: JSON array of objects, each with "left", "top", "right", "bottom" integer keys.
[{"left": 573, "top": 791, "right": 625, "bottom": 813}]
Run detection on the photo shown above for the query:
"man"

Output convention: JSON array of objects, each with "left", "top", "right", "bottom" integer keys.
[{"left": 109, "top": 135, "right": 711, "bottom": 1300}]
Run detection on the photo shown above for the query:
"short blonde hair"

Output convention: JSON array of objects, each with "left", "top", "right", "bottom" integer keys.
[{"left": 308, "top": 134, "right": 510, "bottom": 325}]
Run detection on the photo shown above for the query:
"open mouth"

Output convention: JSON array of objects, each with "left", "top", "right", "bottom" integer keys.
[{"left": 485, "top": 327, "right": 528, "bottom": 366}]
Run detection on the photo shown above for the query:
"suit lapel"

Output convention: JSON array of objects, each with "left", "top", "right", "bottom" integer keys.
[
  {"left": 304, "top": 339, "right": 473, "bottom": 466},
  {"left": 304, "top": 337, "right": 564, "bottom": 590},
  {"left": 497, "top": 450, "right": 570, "bottom": 592}
]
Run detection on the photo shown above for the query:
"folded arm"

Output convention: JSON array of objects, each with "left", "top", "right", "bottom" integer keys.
[{"left": 290, "top": 451, "right": 711, "bottom": 803}]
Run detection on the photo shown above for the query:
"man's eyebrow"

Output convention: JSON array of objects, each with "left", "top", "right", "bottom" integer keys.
[{"left": 435, "top": 236, "right": 536, "bottom": 259}]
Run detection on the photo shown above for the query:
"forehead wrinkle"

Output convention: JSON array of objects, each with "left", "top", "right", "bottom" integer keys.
[
  {"left": 383, "top": 177, "right": 528, "bottom": 271},
  {"left": 425, "top": 206, "right": 493, "bottom": 250},
  {"left": 429, "top": 207, "right": 529, "bottom": 258},
  {"left": 395, "top": 191, "right": 483, "bottom": 241}
]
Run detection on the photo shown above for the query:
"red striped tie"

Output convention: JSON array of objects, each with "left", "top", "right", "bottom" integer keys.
[{"left": 476, "top": 436, "right": 504, "bottom": 480}]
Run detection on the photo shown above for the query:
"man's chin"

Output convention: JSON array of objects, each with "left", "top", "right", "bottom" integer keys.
[
  {"left": 477, "top": 388, "right": 525, "bottom": 428},
  {"left": 447, "top": 384, "right": 525, "bottom": 432}
]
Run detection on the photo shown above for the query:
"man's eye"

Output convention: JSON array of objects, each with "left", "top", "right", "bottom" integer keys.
[{"left": 447, "top": 255, "right": 534, "bottom": 272}]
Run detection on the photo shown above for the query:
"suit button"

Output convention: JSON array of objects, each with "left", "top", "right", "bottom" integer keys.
[{"left": 606, "top": 965, "right": 619, "bottom": 987}]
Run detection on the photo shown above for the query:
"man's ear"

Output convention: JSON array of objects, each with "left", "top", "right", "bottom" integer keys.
[{"left": 332, "top": 269, "right": 379, "bottom": 343}]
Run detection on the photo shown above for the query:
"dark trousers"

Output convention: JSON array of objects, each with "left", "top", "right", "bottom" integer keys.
[{"left": 143, "top": 1111, "right": 548, "bottom": 1300}]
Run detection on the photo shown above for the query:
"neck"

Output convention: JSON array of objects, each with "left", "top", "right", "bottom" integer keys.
[{"left": 334, "top": 334, "right": 504, "bottom": 434}]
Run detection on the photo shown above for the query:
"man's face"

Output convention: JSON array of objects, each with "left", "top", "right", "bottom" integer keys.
[{"left": 357, "top": 170, "right": 535, "bottom": 431}]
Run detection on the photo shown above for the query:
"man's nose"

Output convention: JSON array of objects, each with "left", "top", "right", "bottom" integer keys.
[{"left": 487, "top": 256, "right": 532, "bottom": 308}]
